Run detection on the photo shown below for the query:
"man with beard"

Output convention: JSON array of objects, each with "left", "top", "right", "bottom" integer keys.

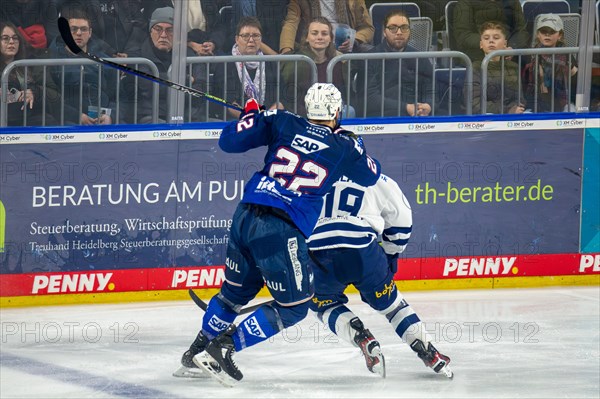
[{"left": 365, "top": 10, "right": 433, "bottom": 117}]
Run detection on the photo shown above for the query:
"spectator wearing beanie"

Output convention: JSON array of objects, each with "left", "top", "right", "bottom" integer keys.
[{"left": 125, "top": 7, "right": 209, "bottom": 123}]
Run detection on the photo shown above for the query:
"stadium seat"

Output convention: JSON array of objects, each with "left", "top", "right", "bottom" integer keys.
[
  {"left": 407, "top": 17, "right": 433, "bottom": 52},
  {"left": 442, "top": 0, "right": 458, "bottom": 51}
]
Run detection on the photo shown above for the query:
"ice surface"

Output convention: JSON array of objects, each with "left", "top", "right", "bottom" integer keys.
[{"left": 1, "top": 287, "right": 599, "bottom": 398}]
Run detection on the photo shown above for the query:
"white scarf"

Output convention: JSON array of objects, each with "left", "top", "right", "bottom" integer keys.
[
  {"left": 187, "top": 0, "right": 206, "bottom": 32},
  {"left": 232, "top": 44, "right": 266, "bottom": 104}
]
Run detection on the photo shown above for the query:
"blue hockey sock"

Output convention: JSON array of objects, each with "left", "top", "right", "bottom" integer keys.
[
  {"left": 201, "top": 295, "right": 238, "bottom": 339},
  {"left": 233, "top": 306, "right": 281, "bottom": 351}
]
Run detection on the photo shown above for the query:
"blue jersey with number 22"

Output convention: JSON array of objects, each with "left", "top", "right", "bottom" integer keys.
[{"left": 219, "top": 109, "right": 380, "bottom": 237}]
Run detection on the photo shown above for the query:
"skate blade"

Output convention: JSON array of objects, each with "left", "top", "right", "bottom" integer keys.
[
  {"left": 439, "top": 363, "right": 454, "bottom": 379},
  {"left": 370, "top": 347, "right": 386, "bottom": 378},
  {"left": 373, "top": 354, "right": 386, "bottom": 378},
  {"left": 172, "top": 365, "right": 208, "bottom": 378},
  {"left": 193, "top": 352, "right": 238, "bottom": 388}
]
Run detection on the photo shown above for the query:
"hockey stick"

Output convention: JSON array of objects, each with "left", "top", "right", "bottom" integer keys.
[
  {"left": 188, "top": 289, "right": 274, "bottom": 314},
  {"left": 56, "top": 17, "right": 242, "bottom": 111}
]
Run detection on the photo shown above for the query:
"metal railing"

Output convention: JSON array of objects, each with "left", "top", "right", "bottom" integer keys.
[
  {"left": 3, "top": 48, "right": 598, "bottom": 127},
  {"left": 480, "top": 47, "right": 594, "bottom": 114},
  {"left": 326, "top": 51, "right": 473, "bottom": 117},
  {"left": 1, "top": 58, "right": 160, "bottom": 127},
  {"left": 181, "top": 54, "right": 318, "bottom": 122}
]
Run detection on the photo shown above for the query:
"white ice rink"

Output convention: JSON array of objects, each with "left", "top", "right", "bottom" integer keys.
[{"left": 1, "top": 286, "right": 599, "bottom": 398}]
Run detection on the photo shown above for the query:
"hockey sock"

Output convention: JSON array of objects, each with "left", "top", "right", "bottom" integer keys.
[
  {"left": 233, "top": 301, "right": 309, "bottom": 351},
  {"left": 381, "top": 295, "right": 431, "bottom": 346},
  {"left": 201, "top": 295, "right": 238, "bottom": 339},
  {"left": 317, "top": 304, "right": 359, "bottom": 346},
  {"left": 233, "top": 305, "right": 281, "bottom": 351}
]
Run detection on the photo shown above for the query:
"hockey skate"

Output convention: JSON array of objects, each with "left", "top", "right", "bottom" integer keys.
[
  {"left": 194, "top": 324, "right": 243, "bottom": 387},
  {"left": 351, "top": 318, "right": 386, "bottom": 378},
  {"left": 410, "top": 339, "right": 453, "bottom": 379},
  {"left": 173, "top": 331, "right": 218, "bottom": 378}
]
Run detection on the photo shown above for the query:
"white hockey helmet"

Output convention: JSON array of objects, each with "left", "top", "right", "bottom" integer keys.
[{"left": 304, "top": 83, "right": 342, "bottom": 121}]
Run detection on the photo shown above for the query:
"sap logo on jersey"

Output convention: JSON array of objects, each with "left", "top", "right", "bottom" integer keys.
[
  {"left": 243, "top": 316, "right": 266, "bottom": 338},
  {"left": 291, "top": 134, "right": 329, "bottom": 154},
  {"left": 208, "top": 315, "right": 230, "bottom": 333}
]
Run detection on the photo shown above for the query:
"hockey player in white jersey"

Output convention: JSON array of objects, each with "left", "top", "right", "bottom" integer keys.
[{"left": 307, "top": 172, "right": 453, "bottom": 379}]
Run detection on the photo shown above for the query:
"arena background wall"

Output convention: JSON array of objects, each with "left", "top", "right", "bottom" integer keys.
[{"left": 1, "top": 114, "right": 599, "bottom": 307}]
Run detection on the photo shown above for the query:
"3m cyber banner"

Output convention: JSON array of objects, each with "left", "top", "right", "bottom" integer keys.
[{"left": 0, "top": 124, "right": 592, "bottom": 297}]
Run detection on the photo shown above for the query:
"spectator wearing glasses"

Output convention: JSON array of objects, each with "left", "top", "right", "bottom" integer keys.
[
  {"left": 0, "top": 21, "right": 59, "bottom": 126},
  {"left": 523, "top": 14, "right": 577, "bottom": 113},
  {"left": 127, "top": 6, "right": 208, "bottom": 123},
  {"left": 48, "top": 9, "right": 117, "bottom": 125},
  {"left": 365, "top": 10, "right": 433, "bottom": 117},
  {"left": 59, "top": 0, "right": 147, "bottom": 57},
  {"left": 211, "top": 17, "right": 285, "bottom": 120},
  {"left": 230, "top": 0, "right": 290, "bottom": 54},
  {"left": 139, "top": 0, "right": 228, "bottom": 55}
]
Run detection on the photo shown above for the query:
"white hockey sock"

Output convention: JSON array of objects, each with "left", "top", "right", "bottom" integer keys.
[
  {"left": 379, "top": 295, "right": 431, "bottom": 347},
  {"left": 319, "top": 304, "right": 359, "bottom": 347}
]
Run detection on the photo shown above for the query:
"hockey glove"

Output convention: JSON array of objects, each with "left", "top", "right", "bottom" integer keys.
[{"left": 239, "top": 98, "right": 263, "bottom": 120}]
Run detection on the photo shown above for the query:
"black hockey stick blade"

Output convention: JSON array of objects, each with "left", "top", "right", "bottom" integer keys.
[
  {"left": 57, "top": 17, "right": 242, "bottom": 111},
  {"left": 188, "top": 289, "right": 274, "bottom": 315},
  {"left": 188, "top": 288, "right": 209, "bottom": 311}
]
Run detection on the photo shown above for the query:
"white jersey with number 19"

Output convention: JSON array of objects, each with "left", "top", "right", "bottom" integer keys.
[{"left": 307, "top": 173, "right": 412, "bottom": 256}]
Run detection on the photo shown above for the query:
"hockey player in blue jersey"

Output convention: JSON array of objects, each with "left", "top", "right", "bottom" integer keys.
[
  {"left": 179, "top": 83, "right": 381, "bottom": 386},
  {"left": 307, "top": 172, "right": 453, "bottom": 379}
]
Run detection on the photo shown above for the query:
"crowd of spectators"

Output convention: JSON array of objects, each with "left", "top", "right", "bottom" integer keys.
[{"left": 0, "top": 0, "right": 596, "bottom": 126}]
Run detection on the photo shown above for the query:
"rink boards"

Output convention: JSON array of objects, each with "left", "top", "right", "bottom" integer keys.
[{"left": 0, "top": 114, "right": 599, "bottom": 306}]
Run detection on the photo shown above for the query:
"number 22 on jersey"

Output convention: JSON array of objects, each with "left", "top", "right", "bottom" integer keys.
[{"left": 269, "top": 147, "right": 328, "bottom": 192}]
